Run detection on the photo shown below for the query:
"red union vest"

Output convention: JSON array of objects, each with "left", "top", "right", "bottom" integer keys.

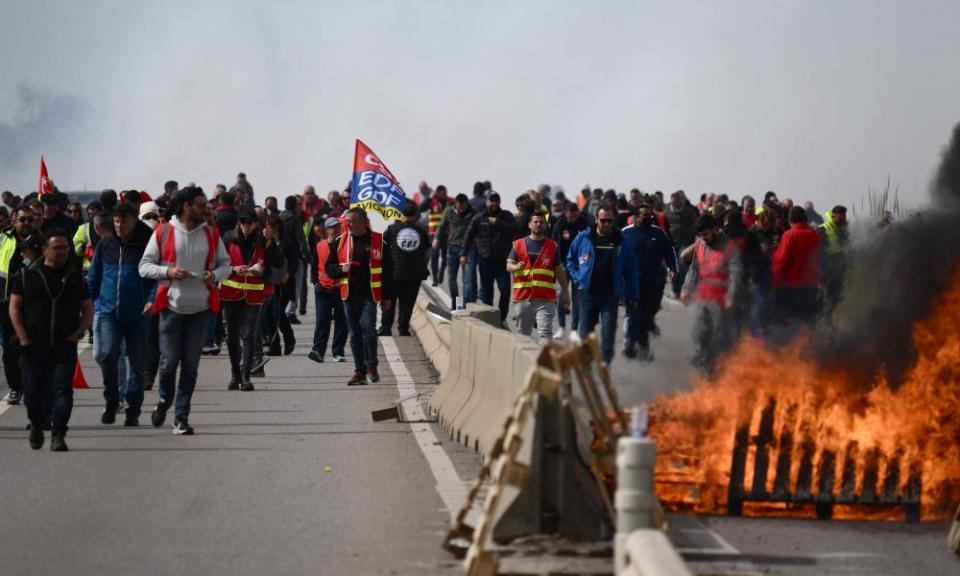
[
  {"left": 336, "top": 232, "right": 384, "bottom": 302},
  {"left": 511, "top": 237, "right": 558, "bottom": 302},
  {"left": 694, "top": 239, "right": 733, "bottom": 305},
  {"left": 152, "top": 223, "right": 221, "bottom": 314},
  {"left": 316, "top": 239, "right": 336, "bottom": 290},
  {"left": 427, "top": 197, "right": 449, "bottom": 235},
  {"left": 220, "top": 242, "right": 265, "bottom": 305}
]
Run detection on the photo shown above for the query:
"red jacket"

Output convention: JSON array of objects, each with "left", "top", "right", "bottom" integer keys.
[{"left": 772, "top": 223, "right": 821, "bottom": 287}]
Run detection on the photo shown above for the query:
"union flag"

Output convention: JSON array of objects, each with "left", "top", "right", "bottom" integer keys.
[{"left": 38, "top": 155, "right": 54, "bottom": 196}]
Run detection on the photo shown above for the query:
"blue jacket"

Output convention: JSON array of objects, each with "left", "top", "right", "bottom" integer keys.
[
  {"left": 88, "top": 221, "right": 156, "bottom": 321},
  {"left": 622, "top": 222, "right": 677, "bottom": 284},
  {"left": 566, "top": 226, "right": 639, "bottom": 301}
]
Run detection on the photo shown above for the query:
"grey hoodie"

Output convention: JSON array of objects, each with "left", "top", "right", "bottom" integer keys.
[{"left": 138, "top": 217, "right": 232, "bottom": 315}]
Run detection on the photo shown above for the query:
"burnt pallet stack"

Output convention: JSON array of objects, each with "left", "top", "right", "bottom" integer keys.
[{"left": 727, "top": 397, "right": 922, "bottom": 522}]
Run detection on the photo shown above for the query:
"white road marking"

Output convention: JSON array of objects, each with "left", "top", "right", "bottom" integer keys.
[
  {"left": 675, "top": 528, "right": 741, "bottom": 555},
  {"left": 382, "top": 336, "right": 466, "bottom": 522}
]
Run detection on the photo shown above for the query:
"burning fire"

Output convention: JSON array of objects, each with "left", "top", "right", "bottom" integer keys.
[{"left": 649, "top": 271, "right": 960, "bottom": 521}]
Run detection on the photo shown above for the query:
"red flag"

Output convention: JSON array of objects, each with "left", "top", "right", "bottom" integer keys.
[
  {"left": 38, "top": 155, "right": 54, "bottom": 196},
  {"left": 72, "top": 358, "right": 89, "bottom": 389}
]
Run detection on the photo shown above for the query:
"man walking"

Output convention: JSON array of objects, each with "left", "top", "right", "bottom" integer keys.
[
  {"left": 817, "top": 205, "right": 848, "bottom": 312},
  {"left": 0, "top": 207, "right": 40, "bottom": 405},
  {"left": 326, "top": 208, "right": 394, "bottom": 386},
  {"left": 773, "top": 206, "right": 822, "bottom": 331},
  {"left": 88, "top": 205, "right": 155, "bottom": 426},
  {"left": 681, "top": 214, "right": 743, "bottom": 372},
  {"left": 280, "top": 195, "right": 309, "bottom": 325},
  {"left": 623, "top": 198, "right": 677, "bottom": 361},
  {"left": 665, "top": 190, "right": 699, "bottom": 297},
  {"left": 507, "top": 212, "right": 570, "bottom": 343},
  {"left": 461, "top": 193, "right": 515, "bottom": 324},
  {"left": 551, "top": 201, "right": 590, "bottom": 337},
  {"left": 434, "top": 193, "right": 475, "bottom": 309},
  {"left": 308, "top": 217, "right": 348, "bottom": 363},
  {"left": 566, "top": 206, "right": 639, "bottom": 364},
  {"left": 382, "top": 202, "right": 430, "bottom": 336},
  {"left": 10, "top": 231, "right": 93, "bottom": 451},
  {"left": 139, "top": 186, "right": 231, "bottom": 435},
  {"left": 420, "top": 185, "right": 452, "bottom": 287}
]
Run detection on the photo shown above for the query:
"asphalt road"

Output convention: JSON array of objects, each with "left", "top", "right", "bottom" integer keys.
[
  {"left": 425, "top": 276, "right": 960, "bottom": 576},
  {"left": 0, "top": 301, "right": 472, "bottom": 576}
]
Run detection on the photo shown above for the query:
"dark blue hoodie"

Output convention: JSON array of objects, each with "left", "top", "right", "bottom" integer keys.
[{"left": 88, "top": 220, "right": 156, "bottom": 321}]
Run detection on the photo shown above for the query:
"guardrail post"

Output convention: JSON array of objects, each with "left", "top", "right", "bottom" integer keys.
[{"left": 615, "top": 409, "right": 658, "bottom": 574}]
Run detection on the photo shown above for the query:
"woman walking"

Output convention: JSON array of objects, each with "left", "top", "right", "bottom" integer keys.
[{"left": 220, "top": 207, "right": 266, "bottom": 391}]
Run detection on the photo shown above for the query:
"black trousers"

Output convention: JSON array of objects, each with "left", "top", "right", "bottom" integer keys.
[
  {"left": 380, "top": 280, "right": 421, "bottom": 332},
  {"left": 223, "top": 300, "right": 261, "bottom": 378},
  {"left": 430, "top": 235, "right": 447, "bottom": 284},
  {"left": 0, "top": 305, "right": 22, "bottom": 393}
]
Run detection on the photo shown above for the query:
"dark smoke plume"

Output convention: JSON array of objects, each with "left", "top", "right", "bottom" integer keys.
[
  {"left": 0, "top": 85, "right": 91, "bottom": 172},
  {"left": 819, "top": 122, "right": 960, "bottom": 386}
]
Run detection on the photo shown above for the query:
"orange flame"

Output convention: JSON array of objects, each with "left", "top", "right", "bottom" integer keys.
[{"left": 650, "top": 272, "right": 960, "bottom": 520}]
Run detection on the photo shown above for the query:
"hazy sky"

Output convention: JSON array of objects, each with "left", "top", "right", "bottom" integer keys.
[{"left": 2, "top": 0, "right": 959, "bottom": 212}]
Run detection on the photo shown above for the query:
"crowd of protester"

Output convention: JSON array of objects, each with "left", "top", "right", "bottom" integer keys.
[{"left": 0, "top": 174, "right": 849, "bottom": 451}]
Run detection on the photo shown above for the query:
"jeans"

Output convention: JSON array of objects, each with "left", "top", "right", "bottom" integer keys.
[
  {"left": 430, "top": 235, "right": 447, "bottom": 284},
  {"left": 578, "top": 291, "right": 620, "bottom": 364},
  {"left": 556, "top": 278, "right": 580, "bottom": 331},
  {"left": 749, "top": 281, "right": 770, "bottom": 337},
  {"left": 514, "top": 299, "right": 556, "bottom": 344},
  {"left": 286, "top": 261, "right": 304, "bottom": 315},
  {"left": 95, "top": 315, "right": 145, "bottom": 416},
  {"left": 203, "top": 310, "right": 224, "bottom": 347},
  {"left": 380, "top": 279, "right": 421, "bottom": 333},
  {"left": 298, "top": 259, "right": 309, "bottom": 313},
  {"left": 157, "top": 309, "right": 207, "bottom": 422},
  {"left": 272, "top": 279, "right": 296, "bottom": 351},
  {"left": 93, "top": 311, "right": 128, "bottom": 401},
  {"left": 146, "top": 313, "right": 160, "bottom": 379},
  {"left": 313, "top": 286, "right": 347, "bottom": 358},
  {"left": 223, "top": 300, "right": 261, "bottom": 379},
  {"left": 478, "top": 257, "right": 511, "bottom": 322},
  {"left": 463, "top": 247, "right": 478, "bottom": 304},
  {"left": 0, "top": 305, "right": 22, "bottom": 394},
  {"left": 692, "top": 301, "right": 735, "bottom": 372},
  {"left": 344, "top": 295, "right": 378, "bottom": 373},
  {"left": 253, "top": 295, "right": 271, "bottom": 365},
  {"left": 672, "top": 243, "right": 692, "bottom": 297},
  {"left": 21, "top": 341, "right": 76, "bottom": 434}
]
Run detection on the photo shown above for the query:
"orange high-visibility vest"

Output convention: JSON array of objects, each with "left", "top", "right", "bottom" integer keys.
[
  {"left": 336, "top": 232, "right": 384, "bottom": 302},
  {"left": 152, "top": 223, "right": 221, "bottom": 314},
  {"left": 694, "top": 240, "right": 733, "bottom": 305},
  {"left": 511, "top": 237, "right": 559, "bottom": 302},
  {"left": 220, "top": 243, "right": 265, "bottom": 304},
  {"left": 316, "top": 239, "right": 336, "bottom": 290}
]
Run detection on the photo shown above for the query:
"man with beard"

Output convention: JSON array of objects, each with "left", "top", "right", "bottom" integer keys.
[
  {"left": 10, "top": 231, "right": 93, "bottom": 450},
  {"left": 681, "top": 214, "right": 742, "bottom": 372},
  {"left": 551, "top": 201, "right": 590, "bottom": 337},
  {"left": 665, "top": 190, "right": 699, "bottom": 298},
  {"left": 460, "top": 193, "right": 516, "bottom": 324},
  {"left": 0, "top": 207, "right": 43, "bottom": 404},
  {"left": 622, "top": 197, "right": 676, "bottom": 361},
  {"left": 507, "top": 212, "right": 569, "bottom": 343}
]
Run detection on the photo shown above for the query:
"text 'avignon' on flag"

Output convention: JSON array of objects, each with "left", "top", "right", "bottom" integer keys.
[{"left": 351, "top": 140, "right": 407, "bottom": 222}]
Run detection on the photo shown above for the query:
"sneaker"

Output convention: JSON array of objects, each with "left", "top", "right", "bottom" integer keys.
[
  {"left": 623, "top": 342, "right": 638, "bottom": 359},
  {"left": 240, "top": 379, "right": 255, "bottom": 392},
  {"left": 332, "top": 354, "right": 346, "bottom": 363},
  {"left": 251, "top": 367, "right": 266, "bottom": 378},
  {"left": 172, "top": 418, "right": 194, "bottom": 435},
  {"left": 266, "top": 346, "right": 282, "bottom": 357},
  {"left": 7, "top": 389, "right": 22, "bottom": 405},
  {"left": 123, "top": 409, "right": 139, "bottom": 427},
  {"left": 201, "top": 344, "right": 218, "bottom": 355},
  {"left": 287, "top": 315, "right": 301, "bottom": 325},
  {"left": 29, "top": 423, "right": 43, "bottom": 450},
  {"left": 101, "top": 407, "right": 117, "bottom": 425},
  {"left": 569, "top": 331, "right": 582, "bottom": 343},
  {"left": 307, "top": 350, "right": 324, "bottom": 363},
  {"left": 209, "top": 345, "right": 221, "bottom": 356},
  {"left": 144, "top": 373, "right": 154, "bottom": 391},
  {"left": 431, "top": 280, "right": 440, "bottom": 287},
  {"left": 298, "top": 307, "right": 307, "bottom": 316},
  {"left": 228, "top": 375, "right": 240, "bottom": 391},
  {"left": 553, "top": 327, "right": 565, "bottom": 340},
  {"left": 250, "top": 357, "right": 270, "bottom": 374},
  {"left": 377, "top": 327, "right": 392, "bottom": 337},
  {"left": 151, "top": 402, "right": 170, "bottom": 428},
  {"left": 348, "top": 371, "right": 367, "bottom": 386},
  {"left": 284, "top": 340, "right": 296, "bottom": 356},
  {"left": 50, "top": 433, "right": 68, "bottom": 452},
  {"left": 367, "top": 366, "right": 380, "bottom": 383}
]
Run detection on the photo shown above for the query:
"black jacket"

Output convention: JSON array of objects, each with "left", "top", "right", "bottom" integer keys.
[
  {"left": 384, "top": 221, "right": 430, "bottom": 282},
  {"left": 551, "top": 213, "right": 591, "bottom": 265},
  {"left": 462, "top": 209, "right": 516, "bottom": 261}
]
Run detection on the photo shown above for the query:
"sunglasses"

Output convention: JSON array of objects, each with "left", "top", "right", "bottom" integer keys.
[
  {"left": 143, "top": 214, "right": 159, "bottom": 221},
  {"left": 18, "top": 217, "right": 34, "bottom": 223},
  {"left": 598, "top": 218, "right": 613, "bottom": 223}
]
